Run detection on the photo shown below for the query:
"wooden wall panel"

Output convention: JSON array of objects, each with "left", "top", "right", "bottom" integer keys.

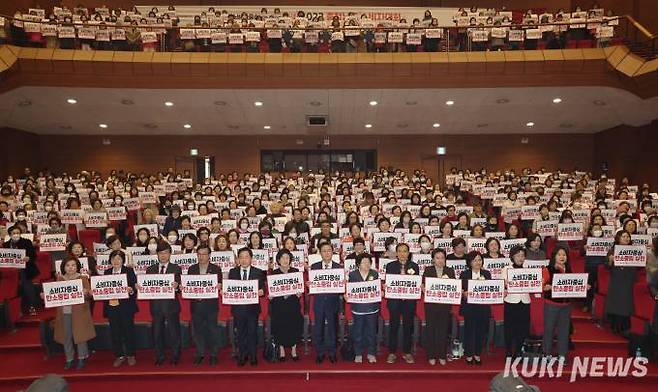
[
  {"left": 0, "top": 127, "right": 41, "bottom": 178},
  {"left": 594, "top": 120, "right": 658, "bottom": 186},
  {"left": 35, "top": 133, "right": 595, "bottom": 177}
]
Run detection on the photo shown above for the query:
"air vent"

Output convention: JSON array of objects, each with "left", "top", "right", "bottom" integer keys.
[{"left": 307, "top": 116, "right": 328, "bottom": 127}]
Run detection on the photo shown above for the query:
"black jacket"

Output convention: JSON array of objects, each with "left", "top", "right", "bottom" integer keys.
[
  {"left": 3, "top": 238, "right": 39, "bottom": 279},
  {"left": 310, "top": 261, "right": 343, "bottom": 310},
  {"left": 145, "top": 262, "right": 182, "bottom": 315},
  {"left": 228, "top": 266, "right": 265, "bottom": 316},
  {"left": 102, "top": 266, "right": 138, "bottom": 317},
  {"left": 187, "top": 263, "right": 222, "bottom": 310}
]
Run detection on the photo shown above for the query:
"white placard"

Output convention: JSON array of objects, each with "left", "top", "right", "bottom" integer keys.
[
  {"left": 0, "top": 248, "right": 26, "bottom": 268},
  {"left": 557, "top": 223, "right": 583, "bottom": 241},
  {"left": 483, "top": 258, "right": 510, "bottom": 279},
  {"left": 181, "top": 274, "right": 219, "bottom": 299},
  {"left": 384, "top": 274, "right": 422, "bottom": 300},
  {"left": 267, "top": 271, "right": 304, "bottom": 298},
  {"left": 90, "top": 274, "right": 129, "bottom": 300},
  {"left": 106, "top": 206, "right": 127, "bottom": 221},
  {"left": 467, "top": 279, "right": 504, "bottom": 304},
  {"left": 586, "top": 237, "right": 614, "bottom": 257},
  {"left": 43, "top": 279, "right": 85, "bottom": 308},
  {"left": 424, "top": 277, "right": 461, "bottom": 304},
  {"left": 506, "top": 268, "right": 543, "bottom": 293},
  {"left": 346, "top": 279, "right": 382, "bottom": 304},
  {"left": 132, "top": 254, "right": 158, "bottom": 275},
  {"left": 221, "top": 279, "right": 259, "bottom": 305},
  {"left": 39, "top": 234, "right": 68, "bottom": 252},
  {"left": 551, "top": 273, "right": 588, "bottom": 298},
  {"left": 137, "top": 274, "right": 176, "bottom": 299},
  {"left": 613, "top": 245, "right": 647, "bottom": 267},
  {"left": 308, "top": 268, "right": 345, "bottom": 294},
  {"left": 170, "top": 253, "right": 198, "bottom": 274},
  {"left": 61, "top": 209, "right": 84, "bottom": 224}
]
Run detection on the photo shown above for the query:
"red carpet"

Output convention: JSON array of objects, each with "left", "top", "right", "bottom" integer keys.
[{"left": 0, "top": 308, "right": 654, "bottom": 392}]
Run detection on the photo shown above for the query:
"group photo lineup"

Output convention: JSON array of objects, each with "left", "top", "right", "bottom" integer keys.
[{"left": 0, "top": 0, "right": 657, "bottom": 391}]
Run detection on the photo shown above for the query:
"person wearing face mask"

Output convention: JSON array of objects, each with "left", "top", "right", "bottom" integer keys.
[
  {"left": 4, "top": 225, "right": 40, "bottom": 315},
  {"left": 422, "top": 248, "right": 455, "bottom": 365},
  {"left": 163, "top": 205, "right": 182, "bottom": 235},
  {"left": 418, "top": 235, "right": 433, "bottom": 254},
  {"left": 582, "top": 224, "right": 607, "bottom": 312},
  {"left": 166, "top": 230, "right": 180, "bottom": 246},
  {"left": 384, "top": 243, "right": 419, "bottom": 364},
  {"left": 134, "top": 228, "right": 150, "bottom": 247},
  {"left": 502, "top": 246, "right": 531, "bottom": 359},
  {"left": 143, "top": 237, "right": 159, "bottom": 255},
  {"left": 310, "top": 220, "right": 337, "bottom": 253},
  {"left": 237, "top": 218, "right": 250, "bottom": 234}
]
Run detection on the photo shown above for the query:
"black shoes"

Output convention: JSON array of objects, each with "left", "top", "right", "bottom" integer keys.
[
  {"left": 237, "top": 356, "right": 246, "bottom": 367},
  {"left": 155, "top": 357, "right": 165, "bottom": 366},
  {"left": 209, "top": 356, "right": 218, "bottom": 366},
  {"left": 328, "top": 355, "right": 337, "bottom": 363},
  {"left": 291, "top": 354, "right": 300, "bottom": 362},
  {"left": 250, "top": 357, "right": 258, "bottom": 366},
  {"left": 316, "top": 354, "right": 325, "bottom": 364},
  {"left": 193, "top": 356, "right": 204, "bottom": 365}
]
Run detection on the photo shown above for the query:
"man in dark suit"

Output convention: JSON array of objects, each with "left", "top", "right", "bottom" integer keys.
[
  {"left": 187, "top": 244, "right": 222, "bottom": 366},
  {"left": 4, "top": 225, "right": 39, "bottom": 315},
  {"left": 228, "top": 247, "right": 265, "bottom": 366},
  {"left": 310, "top": 242, "right": 342, "bottom": 364},
  {"left": 145, "top": 241, "right": 182, "bottom": 365},
  {"left": 103, "top": 250, "right": 138, "bottom": 367},
  {"left": 384, "top": 243, "right": 420, "bottom": 364}
]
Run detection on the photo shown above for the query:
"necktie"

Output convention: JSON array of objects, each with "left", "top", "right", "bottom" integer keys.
[
  {"left": 160, "top": 265, "right": 166, "bottom": 274},
  {"left": 242, "top": 269, "right": 247, "bottom": 280}
]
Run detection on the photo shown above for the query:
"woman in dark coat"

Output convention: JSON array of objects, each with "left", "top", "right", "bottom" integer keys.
[
  {"left": 459, "top": 250, "right": 492, "bottom": 365},
  {"left": 605, "top": 230, "right": 637, "bottom": 334},
  {"left": 423, "top": 248, "right": 455, "bottom": 365},
  {"left": 269, "top": 249, "right": 303, "bottom": 361}
]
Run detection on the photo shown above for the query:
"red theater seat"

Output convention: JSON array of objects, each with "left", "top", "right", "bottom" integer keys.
[
  {"left": 35, "top": 252, "right": 53, "bottom": 283},
  {"left": 78, "top": 229, "right": 101, "bottom": 254}
]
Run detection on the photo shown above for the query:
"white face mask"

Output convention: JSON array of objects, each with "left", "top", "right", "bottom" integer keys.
[
  {"left": 44, "top": 205, "right": 52, "bottom": 212},
  {"left": 289, "top": 232, "right": 297, "bottom": 239},
  {"left": 592, "top": 230, "right": 603, "bottom": 237},
  {"left": 168, "top": 235, "right": 178, "bottom": 243},
  {"left": 147, "top": 244, "right": 157, "bottom": 252},
  {"left": 420, "top": 241, "right": 431, "bottom": 251},
  {"left": 240, "top": 223, "right": 249, "bottom": 230},
  {"left": 388, "top": 244, "right": 396, "bottom": 252}
]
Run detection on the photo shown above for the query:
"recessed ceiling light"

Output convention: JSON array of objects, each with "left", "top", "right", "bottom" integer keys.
[
  {"left": 263, "top": 125, "right": 271, "bottom": 130},
  {"left": 99, "top": 124, "right": 108, "bottom": 129},
  {"left": 369, "top": 101, "right": 378, "bottom": 106},
  {"left": 254, "top": 101, "right": 263, "bottom": 107},
  {"left": 405, "top": 101, "right": 418, "bottom": 106},
  {"left": 183, "top": 124, "right": 192, "bottom": 129},
  {"left": 164, "top": 101, "right": 174, "bottom": 107},
  {"left": 66, "top": 98, "right": 77, "bottom": 104},
  {"left": 445, "top": 100, "right": 455, "bottom": 106},
  {"left": 143, "top": 123, "right": 158, "bottom": 129},
  {"left": 552, "top": 98, "right": 562, "bottom": 104},
  {"left": 526, "top": 122, "right": 535, "bottom": 127},
  {"left": 432, "top": 123, "right": 441, "bottom": 128},
  {"left": 496, "top": 98, "right": 509, "bottom": 104},
  {"left": 121, "top": 99, "right": 134, "bottom": 105},
  {"left": 214, "top": 101, "right": 227, "bottom": 106},
  {"left": 365, "top": 124, "right": 372, "bottom": 128}
]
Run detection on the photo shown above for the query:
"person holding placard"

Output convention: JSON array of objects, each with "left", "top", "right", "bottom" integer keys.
[
  {"left": 4, "top": 225, "right": 39, "bottom": 315},
  {"left": 483, "top": 237, "right": 503, "bottom": 259},
  {"left": 502, "top": 245, "right": 530, "bottom": 359},
  {"left": 270, "top": 249, "right": 303, "bottom": 362},
  {"left": 583, "top": 223, "right": 607, "bottom": 312},
  {"left": 385, "top": 243, "right": 420, "bottom": 364},
  {"left": 348, "top": 253, "right": 380, "bottom": 364},
  {"left": 188, "top": 244, "right": 222, "bottom": 366},
  {"left": 310, "top": 242, "right": 342, "bottom": 364},
  {"left": 542, "top": 246, "right": 573, "bottom": 362},
  {"left": 145, "top": 241, "right": 182, "bottom": 366},
  {"left": 447, "top": 237, "right": 467, "bottom": 260},
  {"left": 525, "top": 233, "right": 546, "bottom": 260},
  {"left": 52, "top": 257, "right": 95, "bottom": 370},
  {"left": 228, "top": 247, "right": 265, "bottom": 366},
  {"left": 605, "top": 230, "right": 637, "bottom": 334},
  {"left": 460, "top": 251, "right": 492, "bottom": 365},
  {"left": 344, "top": 237, "right": 367, "bottom": 261},
  {"left": 422, "top": 248, "right": 455, "bottom": 365},
  {"left": 103, "top": 250, "right": 137, "bottom": 367}
]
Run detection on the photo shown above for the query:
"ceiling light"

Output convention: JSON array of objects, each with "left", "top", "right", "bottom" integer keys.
[
  {"left": 120, "top": 99, "right": 134, "bottom": 105},
  {"left": 445, "top": 100, "right": 454, "bottom": 106},
  {"left": 526, "top": 122, "right": 535, "bottom": 127},
  {"left": 369, "top": 101, "right": 378, "bottom": 106},
  {"left": 190, "top": 148, "right": 198, "bottom": 156},
  {"left": 432, "top": 123, "right": 440, "bottom": 128},
  {"left": 66, "top": 98, "right": 77, "bottom": 104},
  {"left": 552, "top": 98, "right": 562, "bottom": 104},
  {"left": 496, "top": 98, "right": 509, "bottom": 104},
  {"left": 405, "top": 101, "right": 417, "bottom": 106},
  {"left": 165, "top": 101, "right": 174, "bottom": 107},
  {"left": 365, "top": 124, "right": 372, "bottom": 128},
  {"left": 183, "top": 124, "right": 192, "bottom": 129},
  {"left": 309, "top": 101, "right": 322, "bottom": 106},
  {"left": 263, "top": 125, "right": 271, "bottom": 130},
  {"left": 214, "top": 101, "right": 227, "bottom": 106},
  {"left": 254, "top": 101, "right": 263, "bottom": 107},
  {"left": 99, "top": 124, "right": 108, "bottom": 129}
]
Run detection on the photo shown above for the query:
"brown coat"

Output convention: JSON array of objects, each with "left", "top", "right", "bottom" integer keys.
[{"left": 53, "top": 275, "right": 96, "bottom": 345}]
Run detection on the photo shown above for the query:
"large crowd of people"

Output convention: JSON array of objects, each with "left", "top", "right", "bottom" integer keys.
[
  {"left": 0, "top": 3, "right": 622, "bottom": 53},
  {"left": 0, "top": 166, "right": 656, "bottom": 370}
]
